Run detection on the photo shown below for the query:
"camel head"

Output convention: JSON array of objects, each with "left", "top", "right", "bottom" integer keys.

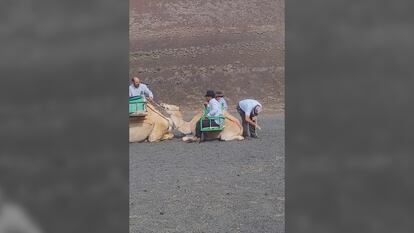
[
  {"left": 160, "top": 103, "right": 180, "bottom": 115},
  {"left": 160, "top": 103, "right": 193, "bottom": 135}
]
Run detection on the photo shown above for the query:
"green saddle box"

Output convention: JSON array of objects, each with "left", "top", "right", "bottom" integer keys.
[
  {"left": 200, "top": 107, "right": 225, "bottom": 132},
  {"left": 129, "top": 96, "right": 147, "bottom": 113}
]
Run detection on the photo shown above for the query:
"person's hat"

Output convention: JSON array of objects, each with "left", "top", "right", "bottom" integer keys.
[
  {"left": 254, "top": 105, "right": 263, "bottom": 115},
  {"left": 205, "top": 90, "right": 216, "bottom": 98},
  {"left": 215, "top": 91, "right": 224, "bottom": 97}
]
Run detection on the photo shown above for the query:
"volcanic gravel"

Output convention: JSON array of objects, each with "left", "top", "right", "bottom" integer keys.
[{"left": 130, "top": 114, "right": 284, "bottom": 233}]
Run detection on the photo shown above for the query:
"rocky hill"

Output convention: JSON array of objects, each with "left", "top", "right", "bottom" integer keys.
[{"left": 130, "top": 0, "right": 284, "bottom": 112}]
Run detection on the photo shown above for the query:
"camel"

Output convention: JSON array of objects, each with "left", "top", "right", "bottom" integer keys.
[
  {"left": 129, "top": 103, "right": 174, "bottom": 143},
  {"left": 160, "top": 103, "right": 244, "bottom": 142}
]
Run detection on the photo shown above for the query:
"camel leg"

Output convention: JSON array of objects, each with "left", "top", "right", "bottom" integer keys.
[
  {"left": 148, "top": 136, "right": 160, "bottom": 142},
  {"left": 148, "top": 130, "right": 162, "bottom": 142},
  {"left": 148, "top": 122, "right": 169, "bottom": 142},
  {"left": 183, "top": 135, "right": 197, "bottom": 142},
  {"left": 220, "top": 135, "right": 244, "bottom": 141},
  {"left": 161, "top": 132, "right": 174, "bottom": 140}
]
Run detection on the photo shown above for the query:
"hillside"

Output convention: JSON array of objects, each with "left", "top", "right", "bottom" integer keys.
[{"left": 130, "top": 0, "right": 284, "bottom": 112}]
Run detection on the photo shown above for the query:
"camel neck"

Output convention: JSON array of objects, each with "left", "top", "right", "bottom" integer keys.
[
  {"left": 171, "top": 112, "right": 185, "bottom": 127},
  {"left": 148, "top": 104, "right": 170, "bottom": 123},
  {"left": 171, "top": 111, "right": 192, "bottom": 134}
]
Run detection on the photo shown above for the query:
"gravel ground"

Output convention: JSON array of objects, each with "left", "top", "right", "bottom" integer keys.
[{"left": 130, "top": 114, "right": 284, "bottom": 233}]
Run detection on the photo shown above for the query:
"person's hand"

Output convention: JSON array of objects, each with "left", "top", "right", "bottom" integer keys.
[
  {"left": 203, "top": 102, "right": 208, "bottom": 107},
  {"left": 255, "top": 124, "right": 262, "bottom": 130}
]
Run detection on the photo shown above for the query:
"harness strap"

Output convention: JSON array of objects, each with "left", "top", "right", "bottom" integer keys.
[{"left": 146, "top": 104, "right": 174, "bottom": 129}]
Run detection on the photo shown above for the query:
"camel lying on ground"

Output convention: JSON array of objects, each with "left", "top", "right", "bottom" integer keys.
[
  {"left": 160, "top": 103, "right": 244, "bottom": 142},
  {"left": 129, "top": 103, "right": 174, "bottom": 143}
]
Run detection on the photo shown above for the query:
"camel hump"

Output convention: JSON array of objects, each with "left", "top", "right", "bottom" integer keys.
[
  {"left": 223, "top": 112, "right": 243, "bottom": 132},
  {"left": 147, "top": 104, "right": 167, "bottom": 118}
]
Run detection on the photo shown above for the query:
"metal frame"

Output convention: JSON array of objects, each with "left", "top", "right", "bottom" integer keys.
[
  {"left": 200, "top": 108, "right": 225, "bottom": 132},
  {"left": 129, "top": 96, "right": 147, "bottom": 117}
]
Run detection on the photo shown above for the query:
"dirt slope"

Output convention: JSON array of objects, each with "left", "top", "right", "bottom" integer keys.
[{"left": 130, "top": 0, "right": 284, "bottom": 112}]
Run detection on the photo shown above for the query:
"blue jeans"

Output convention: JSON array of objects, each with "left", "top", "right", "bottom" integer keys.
[{"left": 237, "top": 105, "right": 257, "bottom": 137}]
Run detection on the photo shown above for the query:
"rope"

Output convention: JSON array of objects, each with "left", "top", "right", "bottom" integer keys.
[
  {"left": 146, "top": 104, "right": 169, "bottom": 121},
  {"left": 146, "top": 104, "right": 174, "bottom": 130}
]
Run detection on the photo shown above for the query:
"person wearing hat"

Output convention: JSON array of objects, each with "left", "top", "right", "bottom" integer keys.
[
  {"left": 215, "top": 91, "right": 228, "bottom": 111},
  {"left": 194, "top": 90, "right": 224, "bottom": 139},
  {"left": 129, "top": 76, "right": 154, "bottom": 100},
  {"left": 237, "top": 99, "right": 262, "bottom": 138}
]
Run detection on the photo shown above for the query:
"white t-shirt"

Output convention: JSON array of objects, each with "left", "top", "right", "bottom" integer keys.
[
  {"left": 129, "top": 84, "right": 153, "bottom": 99},
  {"left": 238, "top": 99, "right": 262, "bottom": 116},
  {"left": 207, "top": 98, "right": 223, "bottom": 124},
  {"left": 217, "top": 98, "right": 228, "bottom": 111}
]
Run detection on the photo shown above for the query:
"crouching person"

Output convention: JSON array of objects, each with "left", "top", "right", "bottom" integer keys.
[{"left": 237, "top": 99, "right": 262, "bottom": 138}]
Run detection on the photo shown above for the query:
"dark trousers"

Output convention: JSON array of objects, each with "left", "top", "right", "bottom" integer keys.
[
  {"left": 195, "top": 119, "right": 219, "bottom": 137},
  {"left": 237, "top": 105, "right": 257, "bottom": 137}
]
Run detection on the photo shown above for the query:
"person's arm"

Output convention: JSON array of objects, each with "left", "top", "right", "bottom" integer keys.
[
  {"left": 207, "top": 102, "right": 219, "bottom": 117},
  {"left": 245, "top": 115, "right": 261, "bottom": 129},
  {"left": 244, "top": 107, "right": 261, "bottom": 129},
  {"left": 129, "top": 86, "right": 133, "bottom": 97},
  {"left": 144, "top": 86, "right": 154, "bottom": 99},
  {"left": 223, "top": 99, "right": 228, "bottom": 110}
]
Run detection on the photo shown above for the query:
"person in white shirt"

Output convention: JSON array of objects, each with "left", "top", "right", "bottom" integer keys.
[
  {"left": 237, "top": 99, "right": 262, "bottom": 138},
  {"left": 195, "top": 90, "right": 223, "bottom": 139},
  {"left": 215, "top": 91, "right": 228, "bottom": 111},
  {"left": 129, "top": 76, "right": 153, "bottom": 100}
]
